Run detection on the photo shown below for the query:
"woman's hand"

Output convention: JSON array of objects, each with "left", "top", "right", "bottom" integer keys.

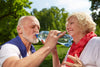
[{"left": 63, "top": 54, "right": 85, "bottom": 67}]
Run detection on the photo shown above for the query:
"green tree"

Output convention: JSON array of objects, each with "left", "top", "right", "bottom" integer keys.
[
  {"left": 0, "top": 0, "right": 32, "bottom": 45},
  {"left": 31, "top": 6, "right": 69, "bottom": 32},
  {"left": 89, "top": 0, "right": 100, "bottom": 36}
]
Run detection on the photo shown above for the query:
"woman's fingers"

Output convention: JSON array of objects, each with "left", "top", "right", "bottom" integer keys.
[
  {"left": 64, "top": 55, "right": 84, "bottom": 67},
  {"left": 67, "top": 55, "right": 78, "bottom": 63}
]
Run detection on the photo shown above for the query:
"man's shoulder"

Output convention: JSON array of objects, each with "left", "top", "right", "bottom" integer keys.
[
  {"left": 0, "top": 43, "right": 20, "bottom": 53},
  {"left": 0, "top": 36, "right": 18, "bottom": 48},
  {"left": 0, "top": 44, "right": 21, "bottom": 67},
  {"left": 0, "top": 43, "right": 21, "bottom": 59},
  {"left": 0, "top": 36, "right": 20, "bottom": 49}
]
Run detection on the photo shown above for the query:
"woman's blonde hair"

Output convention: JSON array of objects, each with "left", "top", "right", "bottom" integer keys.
[{"left": 66, "top": 12, "right": 96, "bottom": 34}]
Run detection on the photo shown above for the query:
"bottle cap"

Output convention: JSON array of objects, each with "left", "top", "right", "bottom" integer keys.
[{"left": 35, "top": 34, "right": 39, "bottom": 38}]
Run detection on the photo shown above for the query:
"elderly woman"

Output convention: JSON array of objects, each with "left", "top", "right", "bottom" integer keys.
[{"left": 52, "top": 12, "right": 100, "bottom": 67}]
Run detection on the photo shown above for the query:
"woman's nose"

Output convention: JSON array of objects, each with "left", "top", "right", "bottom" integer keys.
[{"left": 66, "top": 26, "right": 69, "bottom": 30}]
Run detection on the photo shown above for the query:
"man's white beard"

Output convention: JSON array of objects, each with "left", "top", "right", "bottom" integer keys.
[{"left": 22, "top": 28, "right": 39, "bottom": 44}]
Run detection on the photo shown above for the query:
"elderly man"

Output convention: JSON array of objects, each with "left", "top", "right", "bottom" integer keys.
[{"left": 0, "top": 16, "right": 66, "bottom": 67}]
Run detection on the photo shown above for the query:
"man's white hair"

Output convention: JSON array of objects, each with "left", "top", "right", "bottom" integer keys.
[{"left": 17, "top": 16, "right": 26, "bottom": 26}]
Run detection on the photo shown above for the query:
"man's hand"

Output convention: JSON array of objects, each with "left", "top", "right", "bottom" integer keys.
[
  {"left": 44, "top": 30, "right": 66, "bottom": 49},
  {"left": 41, "top": 39, "right": 57, "bottom": 54},
  {"left": 41, "top": 30, "right": 66, "bottom": 54},
  {"left": 63, "top": 54, "right": 85, "bottom": 67}
]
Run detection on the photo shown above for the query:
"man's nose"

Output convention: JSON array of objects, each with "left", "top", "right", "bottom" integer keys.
[{"left": 34, "top": 27, "right": 39, "bottom": 33}]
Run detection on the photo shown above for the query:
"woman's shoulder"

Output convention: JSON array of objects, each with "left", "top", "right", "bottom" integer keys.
[
  {"left": 89, "top": 37, "right": 100, "bottom": 43},
  {"left": 87, "top": 37, "right": 100, "bottom": 47},
  {"left": 91, "top": 37, "right": 100, "bottom": 40}
]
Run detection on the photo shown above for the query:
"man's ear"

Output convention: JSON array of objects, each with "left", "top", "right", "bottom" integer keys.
[{"left": 17, "top": 26, "right": 23, "bottom": 34}]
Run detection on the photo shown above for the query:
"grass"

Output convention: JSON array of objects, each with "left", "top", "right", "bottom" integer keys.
[{"left": 34, "top": 45, "right": 69, "bottom": 67}]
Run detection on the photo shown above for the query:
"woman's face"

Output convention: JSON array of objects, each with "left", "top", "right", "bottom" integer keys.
[{"left": 66, "top": 16, "right": 82, "bottom": 37}]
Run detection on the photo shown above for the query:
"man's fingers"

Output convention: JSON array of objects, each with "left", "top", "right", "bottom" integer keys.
[
  {"left": 57, "top": 31, "right": 66, "bottom": 38},
  {"left": 54, "top": 30, "right": 61, "bottom": 36},
  {"left": 41, "top": 40, "right": 45, "bottom": 44}
]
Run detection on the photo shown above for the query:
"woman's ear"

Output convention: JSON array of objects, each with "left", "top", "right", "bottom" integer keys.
[{"left": 17, "top": 26, "right": 23, "bottom": 34}]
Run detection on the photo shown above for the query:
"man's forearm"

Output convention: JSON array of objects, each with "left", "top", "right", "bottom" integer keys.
[{"left": 3, "top": 46, "right": 52, "bottom": 67}]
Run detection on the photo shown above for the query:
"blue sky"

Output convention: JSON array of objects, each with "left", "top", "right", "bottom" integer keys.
[{"left": 26, "top": 0, "right": 92, "bottom": 14}]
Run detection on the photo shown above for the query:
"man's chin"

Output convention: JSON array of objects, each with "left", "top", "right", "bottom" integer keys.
[
  {"left": 31, "top": 39, "right": 39, "bottom": 44},
  {"left": 32, "top": 42, "right": 39, "bottom": 44}
]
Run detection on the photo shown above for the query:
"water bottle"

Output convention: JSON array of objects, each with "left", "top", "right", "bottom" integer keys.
[{"left": 35, "top": 31, "right": 73, "bottom": 47}]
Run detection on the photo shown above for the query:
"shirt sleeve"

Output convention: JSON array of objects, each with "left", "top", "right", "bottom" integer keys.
[
  {"left": 96, "top": 47, "right": 100, "bottom": 67},
  {"left": 95, "top": 38, "right": 100, "bottom": 67},
  {"left": 81, "top": 37, "right": 100, "bottom": 67},
  {"left": 0, "top": 44, "right": 20, "bottom": 67}
]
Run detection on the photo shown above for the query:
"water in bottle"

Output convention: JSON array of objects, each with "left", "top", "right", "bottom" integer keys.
[{"left": 35, "top": 31, "right": 73, "bottom": 47}]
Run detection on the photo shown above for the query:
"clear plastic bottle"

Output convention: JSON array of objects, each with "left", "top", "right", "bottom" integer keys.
[{"left": 35, "top": 31, "right": 73, "bottom": 47}]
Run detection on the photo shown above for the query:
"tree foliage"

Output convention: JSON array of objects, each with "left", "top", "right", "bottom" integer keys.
[
  {"left": 0, "top": 0, "right": 32, "bottom": 45},
  {"left": 89, "top": 0, "right": 100, "bottom": 36},
  {"left": 90, "top": 0, "right": 100, "bottom": 11},
  {"left": 90, "top": 0, "right": 100, "bottom": 21},
  {"left": 31, "top": 6, "right": 69, "bottom": 32}
]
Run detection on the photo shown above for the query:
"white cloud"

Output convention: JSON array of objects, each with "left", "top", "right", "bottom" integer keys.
[
  {"left": 56, "top": 0, "right": 68, "bottom": 5},
  {"left": 45, "top": 2, "right": 50, "bottom": 7},
  {"left": 55, "top": 0, "right": 91, "bottom": 14},
  {"left": 27, "top": 0, "right": 91, "bottom": 14}
]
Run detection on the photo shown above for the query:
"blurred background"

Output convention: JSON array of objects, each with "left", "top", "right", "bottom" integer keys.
[
  {"left": 0, "top": 0, "right": 100, "bottom": 67},
  {"left": 0, "top": 0, "right": 100, "bottom": 45}
]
